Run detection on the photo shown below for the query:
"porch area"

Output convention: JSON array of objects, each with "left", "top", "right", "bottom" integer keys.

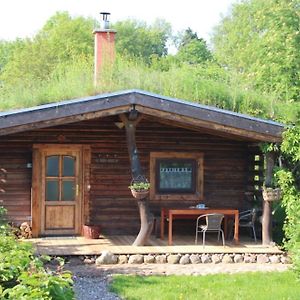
[{"left": 29, "top": 235, "right": 282, "bottom": 256}]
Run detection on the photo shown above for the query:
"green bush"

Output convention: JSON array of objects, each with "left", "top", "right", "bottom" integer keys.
[
  {"left": 0, "top": 207, "right": 74, "bottom": 299},
  {"left": 275, "top": 126, "right": 300, "bottom": 278}
]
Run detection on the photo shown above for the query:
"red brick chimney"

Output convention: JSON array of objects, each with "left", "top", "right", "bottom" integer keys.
[{"left": 93, "top": 12, "right": 116, "bottom": 85}]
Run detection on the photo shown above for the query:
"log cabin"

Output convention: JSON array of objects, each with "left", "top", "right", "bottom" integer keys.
[
  {"left": 0, "top": 13, "right": 285, "bottom": 244},
  {"left": 0, "top": 89, "right": 284, "bottom": 241}
]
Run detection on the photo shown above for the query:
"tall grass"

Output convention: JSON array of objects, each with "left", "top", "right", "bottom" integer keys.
[
  {"left": 0, "top": 54, "right": 295, "bottom": 122},
  {"left": 0, "top": 56, "right": 94, "bottom": 110}
]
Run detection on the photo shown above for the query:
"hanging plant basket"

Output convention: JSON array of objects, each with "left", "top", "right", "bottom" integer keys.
[
  {"left": 130, "top": 188, "right": 149, "bottom": 200},
  {"left": 129, "top": 175, "right": 150, "bottom": 200},
  {"left": 262, "top": 187, "right": 282, "bottom": 202}
]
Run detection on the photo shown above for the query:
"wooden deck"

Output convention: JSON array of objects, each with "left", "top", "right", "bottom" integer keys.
[{"left": 29, "top": 235, "right": 282, "bottom": 256}]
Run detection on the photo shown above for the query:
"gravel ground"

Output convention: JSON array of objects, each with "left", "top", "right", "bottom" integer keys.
[
  {"left": 73, "top": 275, "right": 120, "bottom": 300},
  {"left": 68, "top": 259, "right": 290, "bottom": 300}
]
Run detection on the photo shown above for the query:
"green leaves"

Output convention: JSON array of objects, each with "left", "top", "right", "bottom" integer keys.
[
  {"left": 0, "top": 12, "right": 94, "bottom": 89},
  {"left": 276, "top": 125, "right": 300, "bottom": 277},
  {"left": 213, "top": 0, "right": 300, "bottom": 102},
  {"left": 129, "top": 182, "right": 150, "bottom": 191},
  {"left": 114, "top": 18, "right": 171, "bottom": 64},
  {"left": 0, "top": 207, "right": 74, "bottom": 299}
]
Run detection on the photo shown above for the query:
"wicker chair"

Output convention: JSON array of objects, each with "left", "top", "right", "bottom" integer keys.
[{"left": 195, "top": 213, "right": 225, "bottom": 247}]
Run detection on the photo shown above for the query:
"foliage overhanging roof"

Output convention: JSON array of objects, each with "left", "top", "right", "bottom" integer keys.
[{"left": 0, "top": 89, "right": 284, "bottom": 142}]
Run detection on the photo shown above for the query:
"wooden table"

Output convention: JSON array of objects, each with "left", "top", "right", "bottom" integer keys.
[{"left": 161, "top": 208, "right": 239, "bottom": 245}]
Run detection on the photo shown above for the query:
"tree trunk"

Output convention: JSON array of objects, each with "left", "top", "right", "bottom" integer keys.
[
  {"left": 262, "top": 151, "right": 275, "bottom": 245},
  {"left": 132, "top": 200, "right": 154, "bottom": 246},
  {"left": 120, "top": 113, "right": 154, "bottom": 246}
]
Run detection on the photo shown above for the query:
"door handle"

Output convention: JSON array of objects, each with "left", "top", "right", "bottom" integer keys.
[{"left": 76, "top": 184, "right": 79, "bottom": 196}]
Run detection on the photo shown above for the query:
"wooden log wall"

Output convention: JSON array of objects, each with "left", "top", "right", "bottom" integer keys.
[
  {"left": 0, "top": 145, "right": 32, "bottom": 224},
  {"left": 0, "top": 115, "right": 261, "bottom": 235}
]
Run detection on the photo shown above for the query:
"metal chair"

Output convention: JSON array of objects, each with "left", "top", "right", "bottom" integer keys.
[
  {"left": 195, "top": 213, "right": 225, "bottom": 247},
  {"left": 239, "top": 208, "right": 257, "bottom": 242}
]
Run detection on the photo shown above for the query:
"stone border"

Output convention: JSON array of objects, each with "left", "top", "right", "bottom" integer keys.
[{"left": 75, "top": 251, "right": 291, "bottom": 265}]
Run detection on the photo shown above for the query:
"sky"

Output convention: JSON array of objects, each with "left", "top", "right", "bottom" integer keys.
[{"left": 0, "top": 0, "right": 236, "bottom": 43}]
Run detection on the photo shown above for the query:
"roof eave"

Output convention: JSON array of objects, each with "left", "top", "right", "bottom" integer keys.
[{"left": 0, "top": 90, "right": 284, "bottom": 142}]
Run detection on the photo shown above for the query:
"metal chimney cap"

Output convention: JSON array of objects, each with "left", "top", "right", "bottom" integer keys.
[
  {"left": 100, "top": 12, "right": 111, "bottom": 20},
  {"left": 99, "top": 12, "right": 111, "bottom": 29}
]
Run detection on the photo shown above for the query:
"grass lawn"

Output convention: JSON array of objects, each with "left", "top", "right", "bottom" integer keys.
[{"left": 110, "top": 270, "right": 299, "bottom": 300}]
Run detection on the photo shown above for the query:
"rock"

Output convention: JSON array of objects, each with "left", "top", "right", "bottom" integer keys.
[
  {"left": 190, "top": 254, "right": 201, "bottom": 264},
  {"left": 179, "top": 254, "right": 190, "bottom": 265},
  {"left": 222, "top": 254, "right": 233, "bottom": 263},
  {"left": 167, "top": 254, "right": 180, "bottom": 264},
  {"left": 118, "top": 255, "right": 128, "bottom": 264},
  {"left": 281, "top": 255, "right": 292, "bottom": 264},
  {"left": 201, "top": 254, "right": 211, "bottom": 264},
  {"left": 90, "top": 257, "right": 96, "bottom": 264},
  {"left": 128, "top": 254, "right": 144, "bottom": 264},
  {"left": 234, "top": 254, "right": 244, "bottom": 263},
  {"left": 211, "top": 254, "right": 221, "bottom": 264},
  {"left": 95, "top": 251, "right": 118, "bottom": 265},
  {"left": 244, "top": 254, "right": 256, "bottom": 263},
  {"left": 155, "top": 255, "right": 167, "bottom": 264},
  {"left": 144, "top": 255, "right": 155, "bottom": 264},
  {"left": 83, "top": 258, "right": 93, "bottom": 264},
  {"left": 269, "top": 255, "right": 280, "bottom": 264},
  {"left": 257, "top": 254, "right": 269, "bottom": 264}
]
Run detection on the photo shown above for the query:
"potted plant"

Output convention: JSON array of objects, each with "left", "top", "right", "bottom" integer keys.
[
  {"left": 82, "top": 224, "right": 101, "bottom": 239},
  {"left": 129, "top": 181, "right": 150, "bottom": 200},
  {"left": 262, "top": 186, "right": 282, "bottom": 202}
]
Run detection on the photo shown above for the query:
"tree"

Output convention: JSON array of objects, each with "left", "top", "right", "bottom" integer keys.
[
  {"left": 175, "top": 28, "right": 212, "bottom": 64},
  {"left": 0, "top": 12, "right": 94, "bottom": 87},
  {"left": 276, "top": 126, "right": 300, "bottom": 277},
  {"left": 0, "top": 40, "right": 21, "bottom": 73},
  {"left": 120, "top": 113, "right": 154, "bottom": 246},
  {"left": 113, "top": 19, "right": 172, "bottom": 64},
  {"left": 213, "top": 0, "right": 300, "bottom": 102}
]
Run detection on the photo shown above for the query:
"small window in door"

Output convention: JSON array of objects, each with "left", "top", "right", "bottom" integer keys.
[{"left": 45, "top": 155, "right": 76, "bottom": 201}]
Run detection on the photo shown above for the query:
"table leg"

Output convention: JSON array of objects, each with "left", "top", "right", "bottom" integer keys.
[
  {"left": 234, "top": 212, "right": 239, "bottom": 244},
  {"left": 168, "top": 212, "right": 173, "bottom": 246},
  {"left": 160, "top": 209, "right": 164, "bottom": 240},
  {"left": 224, "top": 216, "right": 228, "bottom": 239}
]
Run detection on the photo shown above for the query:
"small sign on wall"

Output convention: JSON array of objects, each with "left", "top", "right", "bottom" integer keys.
[{"left": 95, "top": 153, "right": 119, "bottom": 164}]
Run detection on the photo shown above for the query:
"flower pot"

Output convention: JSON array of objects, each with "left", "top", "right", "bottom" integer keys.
[
  {"left": 130, "top": 188, "right": 149, "bottom": 200},
  {"left": 262, "top": 188, "right": 282, "bottom": 202},
  {"left": 83, "top": 225, "right": 101, "bottom": 239}
]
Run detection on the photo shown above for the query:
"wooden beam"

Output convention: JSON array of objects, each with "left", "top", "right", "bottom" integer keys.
[
  {"left": 0, "top": 106, "right": 131, "bottom": 136},
  {"left": 262, "top": 151, "right": 275, "bottom": 245},
  {"left": 135, "top": 105, "right": 282, "bottom": 142},
  {"left": 31, "top": 147, "right": 41, "bottom": 237},
  {"left": 134, "top": 93, "right": 283, "bottom": 140},
  {"left": 143, "top": 115, "right": 251, "bottom": 142}
]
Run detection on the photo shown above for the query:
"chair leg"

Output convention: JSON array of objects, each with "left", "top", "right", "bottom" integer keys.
[
  {"left": 221, "top": 229, "right": 225, "bottom": 247},
  {"left": 203, "top": 231, "right": 206, "bottom": 248},
  {"left": 195, "top": 229, "right": 198, "bottom": 245},
  {"left": 252, "top": 226, "right": 257, "bottom": 243}
]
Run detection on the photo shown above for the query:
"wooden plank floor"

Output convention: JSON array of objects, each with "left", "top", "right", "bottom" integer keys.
[{"left": 28, "top": 235, "right": 283, "bottom": 256}]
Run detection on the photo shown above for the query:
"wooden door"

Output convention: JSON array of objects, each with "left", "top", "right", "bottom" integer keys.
[{"left": 40, "top": 147, "right": 82, "bottom": 236}]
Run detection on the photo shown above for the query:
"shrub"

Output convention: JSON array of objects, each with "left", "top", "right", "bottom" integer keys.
[
  {"left": 0, "top": 207, "right": 74, "bottom": 299},
  {"left": 275, "top": 126, "right": 300, "bottom": 278}
]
